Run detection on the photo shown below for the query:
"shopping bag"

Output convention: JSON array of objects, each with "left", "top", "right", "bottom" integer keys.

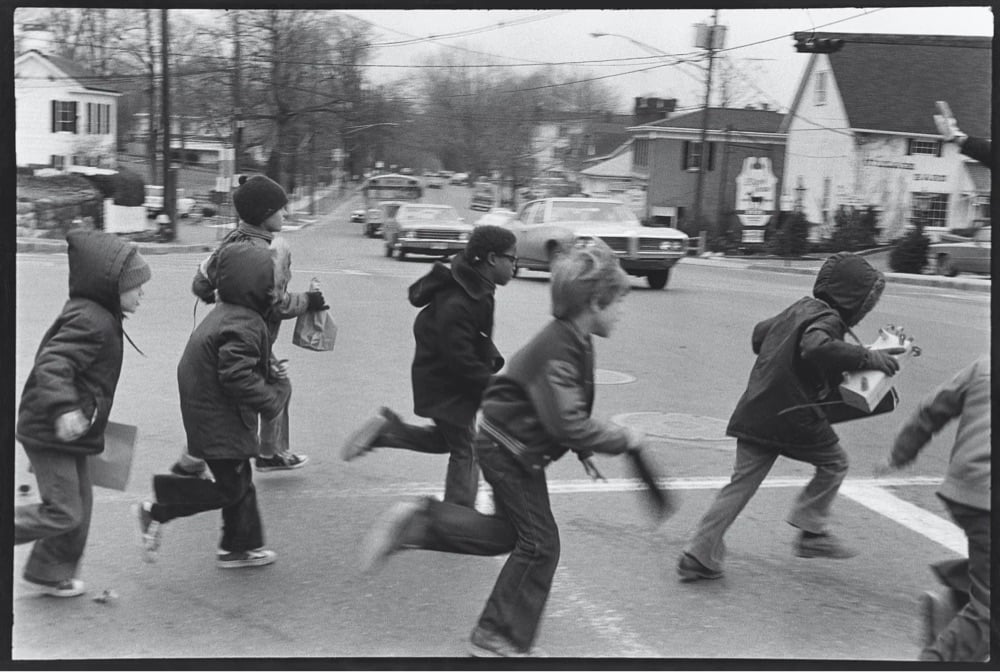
[
  {"left": 88, "top": 421, "right": 137, "bottom": 490},
  {"left": 292, "top": 309, "right": 337, "bottom": 351},
  {"left": 824, "top": 386, "right": 899, "bottom": 424}
]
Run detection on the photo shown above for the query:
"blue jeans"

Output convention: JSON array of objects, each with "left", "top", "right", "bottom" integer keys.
[
  {"left": 15, "top": 447, "right": 93, "bottom": 583},
  {"left": 380, "top": 417, "right": 479, "bottom": 508},
  {"left": 684, "top": 438, "right": 848, "bottom": 572},
  {"left": 921, "top": 497, "right": 991, "bottom": 662},
  {"left": 150, "top": 458, "right": 264, "bottom": 553},
  {"left": 409, "top": 432, "right": 557, "bottom": 653}
]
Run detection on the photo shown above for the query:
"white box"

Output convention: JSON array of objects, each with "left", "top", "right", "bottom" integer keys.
[{"left": 839, "top": 327, "right": 916, "bottom": 412}]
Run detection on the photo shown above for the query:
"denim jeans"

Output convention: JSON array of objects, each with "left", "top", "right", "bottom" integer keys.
[
  {"left": 684, "top": 438, "right": 848, "bottom": 572},
  {"left": 380, "top": 417, "right": 479, "bottom": 508},
  {"left": 409, "top": 432, "right": 557, "bottom": 653},
  {"left": 150, "top": 458, "right": 264, "bottom": 553},
  {"left": 15, "top": 447, "right": 93, "bottom": 583},
  {"left": 921, "top": 497, "right": 991, "bottom": 662}
]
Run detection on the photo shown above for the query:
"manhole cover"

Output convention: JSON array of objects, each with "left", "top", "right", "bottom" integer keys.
[
  {"left": 595, "top": 369, "right": 636, "bottom": 385},
  {"left": 611, "top": 412, "right": 733, "bottom": 444}
]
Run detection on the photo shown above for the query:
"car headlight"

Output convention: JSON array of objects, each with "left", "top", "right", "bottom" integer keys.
[
  {"left": 458, "top": 231, "right": 470, "bottom": 242},
  {"left": 574, "top": 236, "right": 597, "bottom": 248}
]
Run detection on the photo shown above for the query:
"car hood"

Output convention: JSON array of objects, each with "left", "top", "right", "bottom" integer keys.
[
  {"left": 560, "top": 222, "right": 688, "bottom": 239},
  {"left": 398, "top": 221, "right": 472, "bottom": 231}
]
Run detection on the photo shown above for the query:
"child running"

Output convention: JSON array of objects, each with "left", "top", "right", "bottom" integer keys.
[
  {"left": 358, "top": 243, "right": 648, "bottom": 657},
  {"left": 16, "top": 230, "right": 151, "bottom": 596}
]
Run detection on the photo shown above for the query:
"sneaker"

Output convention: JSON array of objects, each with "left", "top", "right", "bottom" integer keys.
[
  {"left": 255, "top": 453, "right": 309, "bottom": 472},
  {"left": 216, "top": 548, "right": 277, "bottom": 569},
  {"left": 340, "top": 407, "right": 401, "bottom": 461},
  {"left": 22, "top": 576, "right": 85, "bottom": 598},
  {"left": 919, "top": 589, "right": 961, "bottom": 648},
  {"left": 359, "top": 498, "right": 425, "bottom": 573},
  {"left": 469, "top": 626, "right": 530, "bottom": 657},
  {"left": 677, "top": 552, "right": 724, "bottom": 582},
  {"left": 134, "top": 501, "right": 162, "bottom": 563},
  {"left": 170, "top": 462, "right": 212, "bottom": 480},
  {"left": 795, "top": 532, "right": 858, "bottom": 559}
]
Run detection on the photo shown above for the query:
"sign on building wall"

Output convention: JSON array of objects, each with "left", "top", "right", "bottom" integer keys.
[{"left": 734, "top": 157, "right": 777, "bottom": 242}]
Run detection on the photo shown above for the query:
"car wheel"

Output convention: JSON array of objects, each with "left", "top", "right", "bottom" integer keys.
[
  {"left": 397, "top": 248, "right": 407, "bottom": 260},
  {"left": 937, "top": 253, "right": 958, "bottom": 277},
  {"left": 646, "top": 269, "right": 670, "bottom": 289}
]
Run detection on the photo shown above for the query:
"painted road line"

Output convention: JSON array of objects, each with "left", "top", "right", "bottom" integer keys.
[{"left": 839, "top": 482, "right": 966, "bottom": 555}]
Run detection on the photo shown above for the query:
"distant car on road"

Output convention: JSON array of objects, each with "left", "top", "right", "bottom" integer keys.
[
  {"left": 930, "top": 226, "right": 991, "bottom": 276},
  {"left": 350, "top": 209, "right": 366, "bottom": 224},
  {"left": 426, "top": 173, "right": 445, "bottom": 189},
  {"left": 470, "top": 182, "right": 498, "bottom": 211},
  {"left": 450, "top": 172, "right": 470, "bottom": 186},
  {"left": 144, "top": 185, "right": 195, "bottom": 219},
  {"left": 504, "top": 197, "right": 689, "bottom": 289},
  {"left": 474, "top": 207, "right": 517, "bottom": 228},
  {"left": 382, "top": 203, "right": 471, "bottom": 260},
  {"left": 364, "top": 201, "right": 404, "bottom": 238}
]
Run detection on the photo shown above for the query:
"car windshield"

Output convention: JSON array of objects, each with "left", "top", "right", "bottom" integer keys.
[
  {"left": 402, "top": 206, "right": 457, "bottom": 223},
  {"left": 549, "top": 201, "right": 637, "bottom": 224}
]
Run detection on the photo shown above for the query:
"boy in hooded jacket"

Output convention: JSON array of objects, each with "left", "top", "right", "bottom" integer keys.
[
  {"left": 340, "top": 225, "right": 517, "bottom": 508},
  {"left": 16, "top": 229, "right": 151, "bottom": 597},
  {"left": 169, "top": 174, "right": 323, "bottom": 477},
  {"left": 136, "top": 242, "right": 291, "bottom": 568},
  {"left": 875, "top": 355, "right": 991, "bottom": 662},
  {"left": 678, "top": 252, "right": 905, "bottom": 581}
]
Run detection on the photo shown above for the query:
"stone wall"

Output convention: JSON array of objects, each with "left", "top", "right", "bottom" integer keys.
[{"left": 16, "top": 174, "right": 104, "bottom": 239}]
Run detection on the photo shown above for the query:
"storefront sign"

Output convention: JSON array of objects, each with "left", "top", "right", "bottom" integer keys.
[{"left": 734, "top": 157, "right": 777, "bottom": 228}]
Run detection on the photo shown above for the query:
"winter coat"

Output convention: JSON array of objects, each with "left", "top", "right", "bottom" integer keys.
[
  {"left": 408, "top": 251, "right": 504, "bottom": 426},
  {"left": 480, "top": 318, "right": 630, "bottom": 472},
  {"left": 178, "top": 242, "right": 291, "bottom": 460},
  {"left": 890, "top": 356, "right": 991, "bottom": 512},
  {"left": 16, "top": 230, "right": 139, "bottom": 455},
  {"left": 191, "top": 222, "right": 309, "bottom": 344},
  {"left": 726, "top": 253, "right": 885, "bottom": 451}
]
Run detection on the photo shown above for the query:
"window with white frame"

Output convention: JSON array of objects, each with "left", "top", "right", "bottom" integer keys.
[
  {"left": 973, "top": 195, "right": 990, "bottom": 225},
  {"left": 910, "top": 192, "right": 949, "bottom": 227},
  {"left": 683, "top": 141, "right": 714, "bottom": 171},
  {"left": 906, "top": 138, "right": 941, "bottom": 156},
  {"left": 814, "top": 71, "right": 827, "bottom": 106},
  {"left": 633, "top": 139, "right": 649, "bottom": 169},
  {"left": 51, "top": 100, "right": 77, "bottom": 133}
]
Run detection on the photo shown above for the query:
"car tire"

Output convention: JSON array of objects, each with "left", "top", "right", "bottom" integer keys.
[
  {"left": 397, "top": 248, "right": 407, "bottom": 260},
  {"left": 646, "top": 269, "right": 670, "bottom": 289},
  {"left": 937, "top": 254, "right": 958, "bottom": 277}
]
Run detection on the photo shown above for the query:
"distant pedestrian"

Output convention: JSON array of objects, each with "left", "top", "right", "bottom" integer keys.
[
  {"left": 874, "top": 355, "right": 991, "bottom": 662},
  {"left": 169, "top": 174, "right": 324, "bottom": 478},
  {"left": 15, "top": 230, "right": 151, "bottom": 597},
  {"left": 340, "top": 225, "right": 516, "bottom": 508},
  {"left": 357, "top": 243, "right": 648, "bottom": 657},
  {"left": 678, "top": 252, "right": 905, "bottom": 581},
  {"left": 136, "top": 242, "right": 290, "bottom": 568}
]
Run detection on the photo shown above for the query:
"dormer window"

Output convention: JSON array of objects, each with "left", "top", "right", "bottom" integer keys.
[
  {"left": 907, "top": 139, "right": 942, "bottom": 156},
  {"left": 814, "top": 71, "right": 827, "bottom": 106}
]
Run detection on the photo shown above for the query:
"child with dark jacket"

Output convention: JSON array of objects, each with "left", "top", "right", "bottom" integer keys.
[
  {"left": 355, "top": 244, "right": 647, "bottom": 657},
  {"left": 136, "top": 242, "right": 291, "bottom": 569},
  {"left": 678, "top": 252, "right": 904, "bottom": 581},
  {"left": 875, "top": 355, "right": 991, "bottom": 662},
  {"left": 170, "top": 174, "right": 323, "bottom": 477},
  {"left": 340, "top": 225, "right": 517, "bottom": 508},
  {"left": 16, "top": 230, "right": 151, "bottom": 597}
]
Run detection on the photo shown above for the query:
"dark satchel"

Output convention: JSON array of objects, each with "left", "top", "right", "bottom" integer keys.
[{"left": 822, "top": 386, "right": 899, "bottom": 424}]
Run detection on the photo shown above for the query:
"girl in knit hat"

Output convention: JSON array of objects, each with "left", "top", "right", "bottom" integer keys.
[{"left": 15, "top": 230, "right": 151, "bottom": 597}]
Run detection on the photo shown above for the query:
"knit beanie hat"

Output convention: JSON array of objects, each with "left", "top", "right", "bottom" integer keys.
[
  {"left": 119, "top": 250, "right": 151, "bottom": 293},
  {"left": 233, "top": 175, "right": 288, "bottom": 227}
]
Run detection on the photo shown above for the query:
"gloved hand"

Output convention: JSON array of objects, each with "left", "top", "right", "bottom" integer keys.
[
  {"left": 862, "top": 347, "right": 906, "bottom": 375},
  {"left": 55, "top": 409, "right": 90, "bottom": 442},
  {"left": 306, "top": 290, "right": 328, "bottom": 312}
]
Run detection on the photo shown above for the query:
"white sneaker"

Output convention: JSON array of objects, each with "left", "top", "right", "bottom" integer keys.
[
  {"left": 23, "top": 576, "right": 85, "bottom": 597},
  {"left": 216, "top": 548, "right": 277, "bottom": 569}
]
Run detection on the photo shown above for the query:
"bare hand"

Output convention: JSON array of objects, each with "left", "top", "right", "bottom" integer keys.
[
  {"left": 55, "top": 409, "right": 90, "bottom": 442},
  {"left": 270, "top": 359, "right": 289, "bottom": 380}
]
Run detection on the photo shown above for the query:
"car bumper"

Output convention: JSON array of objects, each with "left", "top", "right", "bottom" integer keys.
[{"left": 617, "top": 254, "right": 684, "bottom": 273}]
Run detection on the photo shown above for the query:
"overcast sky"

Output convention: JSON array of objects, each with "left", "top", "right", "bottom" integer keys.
[{"left": 342, "top": 6, "right": 994, "bottom": 113}]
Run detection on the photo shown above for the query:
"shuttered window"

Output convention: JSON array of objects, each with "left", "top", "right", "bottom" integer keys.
[{"left": 51, "top": 100, "right": 77, "bottom": 133}]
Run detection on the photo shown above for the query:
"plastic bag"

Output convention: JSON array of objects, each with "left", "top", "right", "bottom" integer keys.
[{"left": 292, "top": 310, "right": 337, "bottom": 351}]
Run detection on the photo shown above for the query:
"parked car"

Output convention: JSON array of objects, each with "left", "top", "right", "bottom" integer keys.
[
  {"left": 470, "top": 182, "right": 498, "bottom": 211},
  {"left": 382, "top": 203, "right": 471, "bottom": 259},
  {"left": 364, "top": 201, "right": 404, "bottom": 238},
  {"left": 450, "top": 172, "right": 470, "bottom": 186},
  {"left": 144, "top": 185, "right": 195, "bottom": 218},
  {"left": 426, "top": 173, "right": 445, "bottom": 189},
  {"left": 504, "top": 197, "right": 689, "bottom": 289},
  {"left": 474, "top": 207, "right": 517, "bottom": 228},
  {"left": 930, "top": 226, "right": 991, "bottom": 276},
  {"left": 350, "top": 208, "right": 366, "bottom": 224}
]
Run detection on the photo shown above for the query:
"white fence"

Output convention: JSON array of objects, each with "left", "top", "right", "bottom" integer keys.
[{"left": 103, "top": 199, "right": 153, "bottom": 234}]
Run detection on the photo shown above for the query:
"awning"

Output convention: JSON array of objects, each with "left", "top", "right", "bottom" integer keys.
[{"left": 966, "top": 163, "right": 990, "bottom": 193}]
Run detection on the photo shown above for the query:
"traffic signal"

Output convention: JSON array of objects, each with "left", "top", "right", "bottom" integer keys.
[{"left": 794, "top": 37, "right": 845, "bottom": 53}]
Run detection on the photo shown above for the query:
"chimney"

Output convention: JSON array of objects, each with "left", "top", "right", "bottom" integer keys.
[{"left": 19, "top": 23, "right": 55, "bottom": 55}]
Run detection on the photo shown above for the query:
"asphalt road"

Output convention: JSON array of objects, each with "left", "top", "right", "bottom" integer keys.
[{"left": 10, "top": 184, "right": 992, "bottom": 662}]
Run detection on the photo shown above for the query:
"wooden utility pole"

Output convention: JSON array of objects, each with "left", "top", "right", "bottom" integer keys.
[
  {"left": 693, "top": 9, "right": 719, "bottom": 253},
  {"left": 160, "top": 8, "right": 174, "bottom": 240},
  {"left": 232, "top": 10, "right": 242, "bottom": 177}
]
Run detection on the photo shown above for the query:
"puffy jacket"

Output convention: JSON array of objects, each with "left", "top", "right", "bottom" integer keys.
[
  {"left": 178, "top": 242, "right": 291, "bottom": 460},
  {"left": 890, "top": 356, "right": 990, "bottom": 511},
  {"left": 961, "top": 136, "right": 992, "bottom": 169},
  {"left": 408, "top": 251, "right": 503, "bottom": 425},
  {"left": 479, "top": 318, "right": 630, "bottom": 471},
  {"left": 16, "top": 230, "right": 138, "bottom": 455},
  {"left": 191, "top": 222, "right": 309, "bottom": 344},
  {"left": 726, "top": 253, "right": 885, "bottom": 450}
]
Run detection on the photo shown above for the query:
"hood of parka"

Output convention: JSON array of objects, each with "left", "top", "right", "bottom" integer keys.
[
  {"left": 215, "top": 242, "right": 276, "bottom": 315},
  {"left": 812, "top": 252, "right": 886, "bottom": 327},
  {"left": 67, "top": 229, "right": 136, "bottom": 317},
  {"left": 408, "top": 250, "right": 494, "bottom": 307}
]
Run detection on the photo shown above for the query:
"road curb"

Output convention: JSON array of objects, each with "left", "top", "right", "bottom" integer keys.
[{"left": 746, "top": 264, "right": 991, "bottom": 293}]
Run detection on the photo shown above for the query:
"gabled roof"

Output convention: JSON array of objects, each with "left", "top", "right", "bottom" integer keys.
[
  {"left": 789, "top": 33, "right": 991, "bottom": 138},
  {"left": 581, "top": 140, "right": 632, "bottom": 177},
  {"left": 16, "top": 49, "right": 121, "bottom": 94},
  {"left": 640, "top": 107, "right": 785, "bottom": 134}
]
